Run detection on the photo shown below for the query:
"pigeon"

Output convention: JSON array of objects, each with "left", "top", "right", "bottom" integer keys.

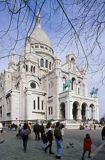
[
  {"left": 69, "top": 143, "right": 74, "bottom": 148},
  {"left": 66, "top": 145, "right": 69, "bottom": 148},
  {"left": 0, "top": 140, "right": 5, "bottom": 144}
]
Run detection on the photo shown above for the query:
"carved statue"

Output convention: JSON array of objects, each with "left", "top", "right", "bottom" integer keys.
[
  {"left": 90, "top": 87, "right": 98, "bottom": 97},
  {"left": 63, "top": 79, "right": 72, "bottom": 91}
]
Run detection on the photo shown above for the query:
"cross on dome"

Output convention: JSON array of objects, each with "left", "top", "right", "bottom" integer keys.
[
  {"left": 29, "top": 14, "right": 52, "bottom": 49},
  {"left": 36, "top": 14, "right": 41, "bottom": 27}
]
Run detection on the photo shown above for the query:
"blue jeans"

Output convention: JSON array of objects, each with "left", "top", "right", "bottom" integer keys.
[{"left": 55, "top": 139, "right": 63, "bottom": 157}]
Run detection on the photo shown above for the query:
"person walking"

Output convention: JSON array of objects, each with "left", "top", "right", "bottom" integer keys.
[
  {"left": 40, "top": 123, "right": 45, "bottom": 140},
  {"left": 16, "top": 124, "right": 22, "bottom": 138},
  {"left": 44, "top": 122, "right": 54, "bottom": 154},
  {"left": 81, "top": 133, "right": 92, "bottom": 160},
  {"left": 41, "top": 131, "right": 48, "bottom": 149},
  {"left": 54, "top": 122, "right": 63, "bottom": 159},
  {"left": 101, "top": 125, "right": 105, "bottom": 140},
  {"left": 94, "top": 124, "right": 96, "bottom": 130},
  {"left": 89, "top": 123, "right": 92, "bottom": 130},
  {"left": 21, "top": 123, "right": 30, "bottom": 152},
  {"left": 33, "top": 122, "right": 40, "bottom": 140}
]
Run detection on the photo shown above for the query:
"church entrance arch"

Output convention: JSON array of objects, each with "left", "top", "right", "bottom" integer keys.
[
  {"left": 81, "top": 103, "right": 87, "bottom": 121},
  {"left": 72, "top": 101, "right": 79, "bottom": 120},
  {"left": 60, "top": 103, "right": 65, "bottom": 120}
]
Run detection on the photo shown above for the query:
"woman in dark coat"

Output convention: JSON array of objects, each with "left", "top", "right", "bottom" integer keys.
[
  {"left": 21, "top": 123, "right": 30, "bottom": 152},
  {"left": 44, "top": 122, "right": 54, "bottom": 154}
]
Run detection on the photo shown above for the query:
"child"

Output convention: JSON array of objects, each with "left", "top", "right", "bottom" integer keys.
[{"left": 82, "top": 133, "right": 92, "bottom": 160}]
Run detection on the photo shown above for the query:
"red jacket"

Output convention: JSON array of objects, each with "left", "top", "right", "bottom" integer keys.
[{"left": 83, "top": 138, "right": 92, "bottom": 151}]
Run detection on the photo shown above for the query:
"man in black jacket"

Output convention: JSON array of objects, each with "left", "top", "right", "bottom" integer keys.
[
  {"left": 33, "top": 122, "right": 40, "bottom": 140},
  {"left": 39, "top": 123, "right": 45, "bottom": 140}
]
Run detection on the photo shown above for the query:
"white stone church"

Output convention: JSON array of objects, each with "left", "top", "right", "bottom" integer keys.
[{"left": 0, "top": 16, "right": 99, "bottom": 125}]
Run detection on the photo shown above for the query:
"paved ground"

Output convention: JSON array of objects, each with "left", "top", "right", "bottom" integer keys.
[
  {"left": 91, "top": 142, "right": 105, "bottom": 160},
  {"left": 0, "top": 128, "right": 103, "bottom": 160}
]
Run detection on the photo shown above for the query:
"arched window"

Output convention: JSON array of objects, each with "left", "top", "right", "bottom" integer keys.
[
  {"left": 40, "top": 45, "right": 44, "bottom": 48},
  {"left": 38, "top": 97, "right": 40, "bottom": 110},
  {"left": 40, "top": 58, "right": 44, "bottom": 67},
  {"left": 31, "top": 66, "right": 33, "bottom": 72},
  {"left": 35, "top": 45, "right": 39, "bottom": 48},
  {"left": 71, "top": 57, "right": 75, "bottom": 63},
  {"left": 33, "top": 100, "right": 35, "bottom": 109},
  {"left": 26, "top": 65, "right": 28, "bottom": 72},
  {"left": 51, "top": 107, "right": 53, "bottom": 115},
  {"left": 33, "top": 66, "right": 35, "bottom": 73},
  {"left": 42, "top": 100, "right": 44, "bottom": 110},
  {"left": 71, "top": 77, "right": 76, "bottom": 90},
  {"left": 45, "top": 60, "right": 48, "bottom": 68},
  {"left": 71, "top": 57, "right": 75, "bottom": 71},
  {"left": 49, "top": 62, "right": 51, "bottom": 70},
  {"left": 48, "top": 107, "right": 50, "bottom": 115}
]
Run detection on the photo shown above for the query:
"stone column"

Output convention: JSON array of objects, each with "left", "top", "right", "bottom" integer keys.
[
  {"left": 69, "top": 101, "right": 73, "bottom": 120},
  {"left": 65, "top": 100, "right": 73, "bottom": 121},
  {"left": 77, "top": 107, "right": 82, "bottom": 120},
  {"left": 65, "top": 101, "right": 69, "bottom": 120},
  {"left": 96, "top": 105, "right": 99, "bottom": 121},
  {"left": 86, "top": 106, "right": 89, "bottom": 120},
  {"left": 92, "top": 108, "right": 96, "bottom": 120}
]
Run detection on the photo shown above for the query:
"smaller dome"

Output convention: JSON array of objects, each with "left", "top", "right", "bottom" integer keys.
[{"left": 30, "top": 16, "right": 51, "bottom": 48}]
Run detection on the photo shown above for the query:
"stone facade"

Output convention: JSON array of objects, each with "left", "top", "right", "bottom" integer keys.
[{"left": 0, "top": 16, "right": 99, "bottom": 124}]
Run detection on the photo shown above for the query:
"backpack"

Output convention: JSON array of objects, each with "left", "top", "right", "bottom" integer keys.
[{"left": 21, "top": 128, "right": 30, "bottom": 138}]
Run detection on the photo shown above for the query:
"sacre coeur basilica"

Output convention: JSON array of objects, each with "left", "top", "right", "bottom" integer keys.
[{"left": 0, "top": 16, "right": 99, "bottom": 128}]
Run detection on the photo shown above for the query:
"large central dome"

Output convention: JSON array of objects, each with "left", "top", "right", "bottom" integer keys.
[{"left": 30, "top": 16, "right": 51, "bottom": 48}]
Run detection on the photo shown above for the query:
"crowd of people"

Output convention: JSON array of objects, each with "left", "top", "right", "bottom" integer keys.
[
  {"left": 9, "top": 121, "right": 105, "bottom": 159},
  {"left": 15, "top": 121, "right": 64, "bottom": 159}
]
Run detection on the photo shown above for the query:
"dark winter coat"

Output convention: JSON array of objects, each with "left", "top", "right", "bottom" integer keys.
[
  {"left": 33, "top": 124, "right": 40, "bottom": 133},
  {"left": 46, "top": 128, "right": 53, "bottom": 141},
  {"left": 101, "top": 126, "right": 105, "bottom": 140},
  {"left": 39, "top": 124, "right": 44, "bottom": 133},
  {"left": 54, "top": 127, "right": 62, "bottom": 140}
]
